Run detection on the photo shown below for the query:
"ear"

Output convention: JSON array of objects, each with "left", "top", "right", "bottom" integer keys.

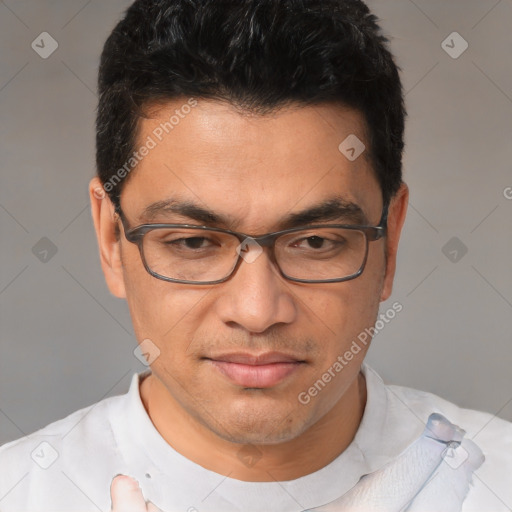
[
  {"left": 380, "top": 182, "right": 409, "bottom": 302},
  {"left": 89, "top": 177, "right": 127, "bottom": 298}
]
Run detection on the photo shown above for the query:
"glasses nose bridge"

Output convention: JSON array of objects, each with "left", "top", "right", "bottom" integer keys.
[
  {"left": 234, "top": 233, "right": 281, "bottom": 270},
  {"left": 229, "top": 233, "right": 282, "bottom": 277},
  {"left": 249, "top": 232, "right": 280, "bottom": 249}
]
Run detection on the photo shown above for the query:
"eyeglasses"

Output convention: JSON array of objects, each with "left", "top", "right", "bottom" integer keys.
[{"left": 116, "top": 203, "right": 388, "bottom": 285}]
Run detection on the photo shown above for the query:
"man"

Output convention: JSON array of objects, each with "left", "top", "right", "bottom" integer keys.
[{"left": 1, "top": 0, "right": 511, "bottom": 511}]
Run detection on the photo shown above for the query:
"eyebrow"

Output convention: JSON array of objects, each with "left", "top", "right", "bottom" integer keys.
[{"left": 139, "top": 197, "right": 368, "bottom": 230}]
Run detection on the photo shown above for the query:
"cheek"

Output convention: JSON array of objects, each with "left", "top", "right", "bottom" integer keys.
[
  {"left": 120, "top": 242, "right": 208, "bottom": 342},
  {"left": 298, "top": 256, "right": 385, "bottom": 367},
  {"left": 304, "top": 272, "right": 384, "bottom": 339}
]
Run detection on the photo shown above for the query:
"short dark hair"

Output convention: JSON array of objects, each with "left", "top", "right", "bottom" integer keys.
[{"left": 96, "top": 0, "right": 405, "bottom": 209}]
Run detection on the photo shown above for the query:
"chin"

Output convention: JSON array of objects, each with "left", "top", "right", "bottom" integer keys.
[
  {"left": 216, "top": 424, "right": 304, "bottom": 446},
  {"left": 205, "top": 401, "right": 309, "bottom": 445}
]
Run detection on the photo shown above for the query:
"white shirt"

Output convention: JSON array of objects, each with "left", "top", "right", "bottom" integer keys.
[{"left": 0, "top": 363, "right": 510, "bottom": 511}]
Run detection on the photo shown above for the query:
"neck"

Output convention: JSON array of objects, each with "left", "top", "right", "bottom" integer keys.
[{"left": 139, "top": 370, "right": 367, "bottom": 481}]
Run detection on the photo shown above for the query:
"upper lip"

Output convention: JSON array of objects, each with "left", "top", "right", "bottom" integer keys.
[{"left": 205, "top": 352, "right": 305, "bottom": 365}]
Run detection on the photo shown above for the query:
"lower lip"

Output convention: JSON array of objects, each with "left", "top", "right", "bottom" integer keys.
[{"left": 210, "top": 360, "right": 303, "bottom": 388}]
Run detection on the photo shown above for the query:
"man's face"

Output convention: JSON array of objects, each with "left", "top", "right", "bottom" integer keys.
[{"left": 93, "top": 99, "right": 404, "bottom": 445}]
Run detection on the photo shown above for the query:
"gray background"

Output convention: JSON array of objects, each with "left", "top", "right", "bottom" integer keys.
[{"left": 0, "top": 0, "right": 511, "bottom": 446}]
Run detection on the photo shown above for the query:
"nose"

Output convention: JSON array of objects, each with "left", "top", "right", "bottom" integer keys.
[{"left": 213, "top": 246, "right": 297, "bottom": 334}]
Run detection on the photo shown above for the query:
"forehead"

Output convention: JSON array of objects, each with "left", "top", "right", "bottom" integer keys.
[{"left": 121, "top": 99, "right": 382, "bottom": 229}]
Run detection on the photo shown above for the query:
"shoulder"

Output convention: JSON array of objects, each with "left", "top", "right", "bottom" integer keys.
[
  {"left": 0, "top": 383, "right": 135, "bottom": 511},
  {"left": 386, "top": 381, "right": 512, "bottom": 511},
  {"left": 386, "top": 381, "right": 512, "bottom": 441}
]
